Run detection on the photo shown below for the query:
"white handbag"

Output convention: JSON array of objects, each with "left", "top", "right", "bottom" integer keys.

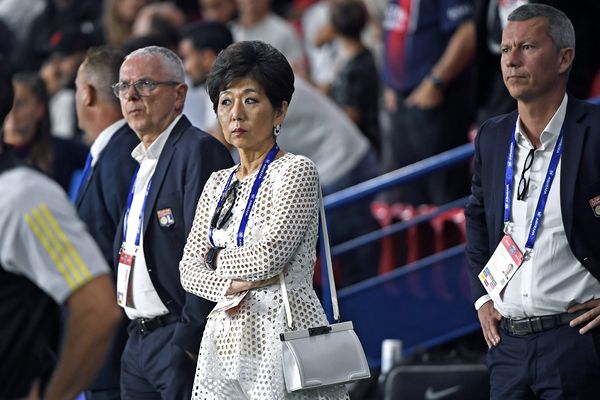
[{"left": 279, "top": 189, "right": 371, "bottom": 392}]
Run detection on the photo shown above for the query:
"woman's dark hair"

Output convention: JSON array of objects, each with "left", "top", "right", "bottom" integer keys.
[
  {"left": 12, "top": 72, "right": 54, "bottom": 175},
  {"left": 330, "top": 0, "right": 368, "bottom": 40},
  {"left": 206, "top": 41, "right": 295, "bottom": 113}
]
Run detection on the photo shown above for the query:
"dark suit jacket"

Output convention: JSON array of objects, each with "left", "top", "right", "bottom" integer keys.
[
  {"left": 75, "top": 122, "right": 139, "bottom": 391},
  {"left": 465, "top": 98, "right": 600, "bottom": 302},
  {"left": 76, "top": 122, "right": 139, "bottom": 264},
  {"left": 114, "top": 115, "right": 233, "bottom": 355}
]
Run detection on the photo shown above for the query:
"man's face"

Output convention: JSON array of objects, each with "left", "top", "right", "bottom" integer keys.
[
  {"left": 179, "top": 39, "right": 210, "bottom": 86},
  {"left": 118, "top": 55, "right": 187, "bottom": 138},
  {"left": 200, "top": 0, "right": 236, "bottom": 23},
  {"left": 500, "top": 17, "right": 573, "bottom": 102}
]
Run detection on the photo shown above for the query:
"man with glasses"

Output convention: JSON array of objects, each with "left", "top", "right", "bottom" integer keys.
[
  {"left": 112, "top": 46, "right": 233, "bottom": 399},
  {"left": 466, "top": 4, "right": 600, "bottom": 398}
]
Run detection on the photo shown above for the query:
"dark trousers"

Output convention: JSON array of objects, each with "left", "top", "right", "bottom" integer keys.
[
  {"left": 322, "top": 149, "right": 381, "bottom": 286},
  {"left": 120, "top": 322, "right": 196, "bottom": 400},
  {"left": 381, "top": 75, "right": 472, "bottom": 205},
  {"left": 487, "top": 324, "right": 600, "bottom": 399}
]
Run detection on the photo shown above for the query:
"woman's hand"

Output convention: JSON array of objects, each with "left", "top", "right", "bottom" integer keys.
[{"left": 225, "top": 276, "right": 279, "bottom": 295}]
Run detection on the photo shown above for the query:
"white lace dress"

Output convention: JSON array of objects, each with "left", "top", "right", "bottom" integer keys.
[{"left": 180, "top": 153, "right": 349, "bottom": 400}]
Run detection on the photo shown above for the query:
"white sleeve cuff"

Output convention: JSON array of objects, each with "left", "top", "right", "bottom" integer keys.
[{"left": 474, "top": 295, "right": 492, "bottom": 310}]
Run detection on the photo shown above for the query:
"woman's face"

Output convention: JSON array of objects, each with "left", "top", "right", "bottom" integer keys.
[
  {"left": 2, "top": 82, "right": 45, "bottom": 144},
  {"left": 217, "top": 76, "right": 287, "bottom": 152}
]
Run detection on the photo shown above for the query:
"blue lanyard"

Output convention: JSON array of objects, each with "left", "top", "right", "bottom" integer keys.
[
  {"left": 208, "top": 143, "right": 279, "bottom": 248},
  {"left": 123, "top": 166, "right": 153, "bottom": 247},
  {"left": 503, "top": 124, "right": 564, "bottom": 254}
]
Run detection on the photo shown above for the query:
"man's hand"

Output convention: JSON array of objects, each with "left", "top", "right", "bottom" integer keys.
[
  {"left": 478, "top": 300, "right": 502, "bottom": 348},
  {"left": 568, "top": 299, "right": 600, "bottom": 334},
  {"left": 404, "top": 78, "right": 443, "bottom": 109}
]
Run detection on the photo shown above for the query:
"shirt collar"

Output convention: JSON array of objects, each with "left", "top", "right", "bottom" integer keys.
[
  {"left": 515, "top": 93, "right": 568, "bottom": 150},
  {"left": 90, "top": 119, "right": 127, "bottom": 167},
  {"left": 131, "top": 114, "right": 183, "bottom": 164}
]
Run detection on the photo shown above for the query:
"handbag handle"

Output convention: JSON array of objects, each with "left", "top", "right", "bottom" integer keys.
[{"left": 280, "top": 187, "right": 340, "bottom": 329}]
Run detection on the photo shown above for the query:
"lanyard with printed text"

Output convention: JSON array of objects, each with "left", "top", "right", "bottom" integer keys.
[
  {"left": 503, "top": 124, "right": 564, "bottom": 256},
  {"left": 123, "top": 166, "right": 153, "bottom": 247},
  {"left": 208, "top": 143, "right": 279, "bottom": 248}
]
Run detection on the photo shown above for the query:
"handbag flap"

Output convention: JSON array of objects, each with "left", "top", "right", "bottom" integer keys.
[{"left": 280, "top": 321, "right": 354, "bottom": 341}]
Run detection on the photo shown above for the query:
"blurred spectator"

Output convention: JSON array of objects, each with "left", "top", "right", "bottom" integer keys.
[
  {"left": 13, "top": 0, "right": 101, "bottom": 72},
  {"left": 179, "top": 21, "right": 231, "bottom": 142},
  {"left": 132, "top": 2, "right": 187, "bottom": 38},
  {"left": 475, "top": 0, "right": 600, "bottom": 124},
  {"left": 231, "top": 0, "right": 307, "bottom": 77},
  {"left": 0, "top": 18, "right": 14, "bottom": 68},
  {"left": 381, "top": 0, "right": 476, "bottom": 206},
  {"left": 198, "top": 0, "right": 238, "bottom": 23},
  {"left": 42, "top": 23, "right": 98, "bottom": 139},
  {"left": 0, "top": 0, "right": 45, "bottom": 59},
  {"left": 301, "top": 0, "right": 340, "bottom": 90},
  {"left": 328, "top": 0, "right": 381, "bottom": 155},
  {"left": 2, "top": 72, "right": 88, "bottom": 192},
  {"left": 280, "top": 77, "right": 381, "bottom": 285},
  {"left": 102, "top": 0, "right": 149, "bottom": 49},
  {"left": 122, "top": 34, "right": 172, "bottom": 55}
]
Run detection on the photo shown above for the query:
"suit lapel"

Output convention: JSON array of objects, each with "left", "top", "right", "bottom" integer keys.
[
  {"left": 492, "top": 112, "right": 518, "bottom": 241},
  {"left": 74, "top": 166, "right": 93, "bottom": 206},
  {"left": 142, "top": 116, "right": 189, "bottom": 234},
  {"left": 560, "top": 99, "right": 587, "bottom": 241}
]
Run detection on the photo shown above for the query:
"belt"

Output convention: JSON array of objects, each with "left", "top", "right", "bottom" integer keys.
[
  {"left": 132, "top": 313, "right": 179, "bottom": 336},
  {"left": 500, "top": 310, "right": 585, "bottom": 336}
]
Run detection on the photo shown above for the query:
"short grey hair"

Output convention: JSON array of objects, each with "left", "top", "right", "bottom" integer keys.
[
  {"left": 508, "top": 4, "right": 575, "bottom": 50},
  {"left": 125, "top": 46, "right": 185, "bottom": 82}
]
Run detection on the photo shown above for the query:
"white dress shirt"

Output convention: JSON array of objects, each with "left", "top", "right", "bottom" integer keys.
[
  {"left": 123, "top": 115, "right": 182, "bottom": 319},
  {"left": 89, "top": 119, "right": 127, "bottom": 167},
  {"left": 476, "top": 95, "right": 600, "bottom": 317}
]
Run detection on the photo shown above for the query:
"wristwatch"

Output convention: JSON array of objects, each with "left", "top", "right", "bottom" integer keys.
[
  {"left": 428, "top": 73, "right": 446, "bottom": 90},
  {"left": 205, "top": 246, "right": 224, "bottom": 270}
]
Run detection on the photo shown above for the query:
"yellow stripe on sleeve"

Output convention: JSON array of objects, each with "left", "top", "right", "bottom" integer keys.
[
  {"left": 25, "top": 214, "right": 77, "bottom": 290},
  {"left": 31, "top": 207, "right": 84, "bottom": 285},
  {"left": 40, "top": 204, "right": 92, "bottom": 281}
]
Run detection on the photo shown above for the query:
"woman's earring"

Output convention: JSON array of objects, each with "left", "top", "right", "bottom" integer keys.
[{"left": 273, "top": 124, "right": 282, "bottom": 136}]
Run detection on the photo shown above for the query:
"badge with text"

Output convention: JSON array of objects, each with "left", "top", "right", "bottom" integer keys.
[
  {"left": 479, "top": 235, "right": 524, "bottom": 301},
  {"left": 209, "top": 291, "right": 249, "bottom": 317},
  {"left": 157, "top": 207, "right": 175, "bottom": 227},
  {"left": 589, "top": 195, "right": 600, "bottom": 218},
  {"left": 117, "top": 242, "right": 136, "bottom": 308}
]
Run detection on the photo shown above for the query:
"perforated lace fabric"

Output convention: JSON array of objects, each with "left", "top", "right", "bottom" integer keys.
[{"left": 180, "top": 153, "right": 349, "bottom": 400}]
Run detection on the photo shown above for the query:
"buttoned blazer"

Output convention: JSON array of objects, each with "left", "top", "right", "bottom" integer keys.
[
  {"left": 465, "top": 98, "right": 600, "bottom": 302},
  {"left": 114, "top": 115, "right": 233, "bottom": 354}
]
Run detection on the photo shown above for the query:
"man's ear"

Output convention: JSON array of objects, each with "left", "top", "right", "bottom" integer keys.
[
  {"left": 83, "top": 84, "right": 96, "bottom": 107},
  {"left": 558, "top": 47, "right": 575, "bottom": 75}
]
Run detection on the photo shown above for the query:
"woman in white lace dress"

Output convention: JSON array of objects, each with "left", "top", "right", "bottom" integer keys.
[{"left": 179, "top": 41, "right": 349, "bottom": 400}]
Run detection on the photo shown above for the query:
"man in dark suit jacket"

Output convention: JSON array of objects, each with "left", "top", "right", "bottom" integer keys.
[
  {"left": 112, "top": 46, "right": 233, "bottom": 399},
  {"left": 74, "top": 47, "right": 139, "bottom": 400},
  {"left": 465, "top": 4, "right": 600, "bottom": 398}
]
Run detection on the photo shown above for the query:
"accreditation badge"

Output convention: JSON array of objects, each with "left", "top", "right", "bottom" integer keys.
[
  {"left": 117, "top": 242, "right": 137, "bottom": 308},
  {"left": 478, "top": 234, "right": 524, "bottom": 301}
]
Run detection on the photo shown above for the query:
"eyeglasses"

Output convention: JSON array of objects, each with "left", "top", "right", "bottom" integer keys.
[
  {"left": 112, "top": 79, "right": 180, "bottom": 99},
  {"left": 211, "top": 180, "right": 239, "bottom": 229},
  {"left": 517, "top": 148, "right": 535, "bottom": 201}
]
